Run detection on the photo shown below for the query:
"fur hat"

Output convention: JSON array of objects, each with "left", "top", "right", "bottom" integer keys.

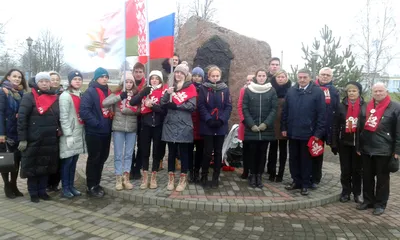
[
  {"left": 120, "top": 72, "right": 134, "bottom": 85},
  {"left": 149, "top": 70, "right": 163, "bottom": 82},
  {"left": 92, "top": 67, "right": 109, "bottom": 81},
  {"left": 68, "top": 70, "right": 83, "bottom": 84},
  {"left": 174, "top": 63, "right": 189, "bottom": 77},
  {"left": 192, "top": 67, "right": 204, "bottom": 78},
  {"left": 35, "top": 72, "right": 51, "bottom": 84},
  {"left": 345, "top": 81, "right": 362, "bottom": 93}
]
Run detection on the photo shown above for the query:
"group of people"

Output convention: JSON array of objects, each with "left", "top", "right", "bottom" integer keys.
[{"left": 0, "top": 54, "right": 398, "bottom": 217}]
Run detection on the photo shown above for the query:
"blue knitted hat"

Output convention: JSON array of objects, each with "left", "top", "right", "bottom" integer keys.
[{"left": 92, "top": 67, "right": 109, "bottom": 81}]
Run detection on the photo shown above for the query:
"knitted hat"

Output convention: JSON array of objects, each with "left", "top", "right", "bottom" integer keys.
[
  {"left": 149, "top": 70, "right": 163, "bottom": 82},
  {"left": 68, "top": 70, "right": 83, "bottom": 84},
  {"left": 174, "top": 63, "right": 189, "bottom": 77},
  {"left": 192, "top": 67, "right": 204, "bottom": 78},
  {"left": 92, "top": 67, "right": 109, "bottom": 81},
  {"left": 345, "top": 81, "right": 362, "bottom": 93},
  {"left": 35, "top": 72, "right": 51, "bottom": 84},
  {"left": 120, "top": 72, "right": 134, "bottom": 85}
]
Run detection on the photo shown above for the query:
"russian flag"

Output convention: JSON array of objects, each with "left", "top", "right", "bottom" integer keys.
[{"left": 139, "top": 0, "right": 175, "bottom": 64}]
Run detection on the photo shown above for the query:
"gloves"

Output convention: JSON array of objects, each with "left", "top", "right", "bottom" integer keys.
[
  {"left": 66, "top": 136, "right": 74, "bottom": 148},
  {"left": 18, "top": 140, "right": 27, "bottom": 152},
  {"left": 207, "top": 119, "right": 222, "bottom": 128},
  {"left": 119, "top": 91, "right": 128, "bottom": 100},
  {"left": 259, "top": 123, "right": 267, "bottom": 131},
  {"left": 140, "top": 86, "right": 152, "bottom": 97},
  {"left": 331, "top": 147, "right": 338, "bottom": 155},
  {"left": 251, "top": 125, "right": 260, "bottom": 133},
  {"left": 166, "top": 102, "right": 178, "bottom": 110}
]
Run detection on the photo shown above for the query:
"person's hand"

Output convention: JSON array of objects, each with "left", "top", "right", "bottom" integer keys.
[
  {"left": 140, "top": 86, "right": 152, "bottom": 97},
  {"left": 331, "top": 147, "right": 338, "bottom": 155},
  {"left": 18, "top": 141, "right": 27, "bottom": 152},
  {"left": 251, "top": 125, "right": 260, "bottom": 132},
  {"left": 207, "top": 119, "right": 221, "bottom": 128},
  {"left": 0, "top": 136, "right": 6, "bottom": 143},
  {"left": 395, "top": 154, "right": 399, "bottom": 159},
  {"left": 259, "top": 123, "right": 267, "bottom": 131},
  {"left": 166, "top": 102, "right": 177, "bottom": 110},
  {"left": 167, "top": 87, "right": 174, "bottom": 94},
  {"left": 66, "top": 136, "right": 74, "bottom": 148},
  {"left": 282, "top": 131, "right": 287, "bottom": 137},
  {"left": 119, "top": 91, "right": 128, "bottom": 100},
  {"left": 314, "top": 136, "right": 320, "bottom": 141},
  {"left": 145, "top": 99, "right": 153, "bottom": 108},
  {"left": 356, "top": 151, "right": 361, "bottom": 156}
]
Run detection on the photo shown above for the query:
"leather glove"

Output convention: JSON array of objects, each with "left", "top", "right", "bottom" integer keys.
[
  {"left": 119, "top": 91, "right": 128, "bottom": 100},
  {"left": 207, "top": 119, "right": 219, "bottom": 128},
  {"left": 166, "top": 102, "right": 178, "bottom": 110},
  {"left": 331, "top": 147, "right": 338, "bottom": 155},
  {"left": 140, "top": 86, "right": 152, "bottom": 97},
  {"left": 18, "top": 140, "right": 27, "bottom": 152},
  {"left": 216, "top": 119, "right": 224, "bottom": 127},
  {"left": 251, "top": 125, "right": 260, "bottom": 133},
  {"left": 66, "top": 136, "right": 74, "bottom": 148},
  {"left": 259, "top": 123, "right": 267, "bottom": 131}
]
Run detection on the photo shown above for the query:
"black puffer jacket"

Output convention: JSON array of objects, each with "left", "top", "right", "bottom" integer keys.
[
  {"left": 17, "top": 86, "right": 60, "bottom": 178},
  {"left": 332, "top": 97, "right": 366, "bottom": 147},
  {"left": 358, "top": 100, "right": 400, "bottom": 156}
]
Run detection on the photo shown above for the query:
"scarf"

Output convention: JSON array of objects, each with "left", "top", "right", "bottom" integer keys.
[
  {"left": 31, "top": 88, "right": 57, "bottom": 115},
  {"left": 95, "top": 88, "right": 113, "bottom": 119},
  {"left": 171, "top": 84, "right": 197, "bottom": 105},
  {"left": 247, "top": 81, "right": 272, "bottom": 93},
  {"left": 135, "top": 78, "right": 146, "bottom": 91},
  {"left": 70, "top": 93, "right": 84, "bottom": 124},
  {"left": 116, "top": 90, "right": 139, "bottom": 113},
  {"left": 141, "top": 84, "right": 165, "bottom": 114},
  {"left": 365, "top": 95, "right": 391, "bottom": 132},
  {"left": 202, "top": 81, "right": 228, "bottom": 91},
  {"left": 315, "top": 79, "right": 331, "bottom": 104},
  {"left": 1, "top": 81, "right": 23, "bottom": 112},
  {"left": 345, "top": 98, "right": 360, "bottom": 133},
  {"left": 271, "top": 78, "right": 291, "bottom": 98}
]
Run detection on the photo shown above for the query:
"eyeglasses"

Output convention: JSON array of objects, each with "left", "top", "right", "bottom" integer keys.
[{"left": 320, "top": 74, "right": 332, "bottom": 77}]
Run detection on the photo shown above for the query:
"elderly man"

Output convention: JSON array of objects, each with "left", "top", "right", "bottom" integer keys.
[
  {"left": 312, "top": 67, "right": 340, "bottom": 188},
  {"left": 357, "top": 82, "right": 400, "bottom": 216},
  {"left": 267, "top": 57, "right": 281, "bottom": 82},
  {"left": 281, "top": 69, "right": 326, "bottom": 195}
]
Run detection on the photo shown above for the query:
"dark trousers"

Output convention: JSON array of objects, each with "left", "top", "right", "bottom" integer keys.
[
  {"left": 47, "top": 169, "right": 60, "bottom": 188},
  {"left": 27, "top": 175, "right": 48, "bottom": 197},
  {"left": 241, "top": 141, "right": 249, "bottom": 175},
  {"left": 159, "top": 140, "right": 167, "bottom": 161},
  {"left": 202, "top": 135, "right": 224, "bottom": 175},
  {"left": 188, "top": 140, "right": 204, "bottom": 172},
  {"left": 361, "top": 154, "right": 390, "bottom": 208},
  {"left": 61, "top": 155, "right": 79, "bottom": 189},
  {"left": 267, "top": 139, "right": 288, "bottom": 177},
  {"left": 85, "top": 134, "right": 111, "bottom": 189},
  {"left": 311, "top": 150, "right": 324, "bottom": 184},
  {"left": 0, "top": 143, "right": 20, "bottom": 187},
  {"left": 131, "top": 118, "right": 142, "bottom": 174},
  {"left": 339, "top": 144, "right": 362, "bottom": 196},
  {"left": 140, "top": 125, "right": 162, "bottom": 172},
  {"left": 289, "top": 139, "right": 312, "bottom": 188},
  {"left": 167, "top": 142, "right": 190, "bottom": 173},
  {"left": 246, "top": 140, "right": 269, "bottom": 175}
]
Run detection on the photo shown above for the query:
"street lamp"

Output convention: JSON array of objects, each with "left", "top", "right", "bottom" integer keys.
[
  {"left": 26, "top": 37, "right": 33, "bottom": 80},
  {"left": 311, "top": 52, "right": 319, "bottom": 80}
]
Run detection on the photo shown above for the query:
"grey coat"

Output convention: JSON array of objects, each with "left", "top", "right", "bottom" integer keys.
[
  {"left": 161, "top": 83, "right": 196, "bottom": 143},
  {"left": 102, "top": 93, "right": 139, "bottom": 133},
  {"left": 59, "top": 90, "right": 87, "bottom": 159}
]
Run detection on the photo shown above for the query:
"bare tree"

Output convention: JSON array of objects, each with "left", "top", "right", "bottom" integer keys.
[
  {"left": 352, "top": 0, "right": 398, "bottom": 92},
  {"left": 189, "top": 0, "right": 217, "bottom": 22},
  {"left": 175, "top": 0, "right": 189, "bottom": 40}
]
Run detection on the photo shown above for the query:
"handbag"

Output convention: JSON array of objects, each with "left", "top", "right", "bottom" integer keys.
[
  {"left": 388, "top": 156, "right": 399, "bottom": 173},
  {"left": 0, "top": 143, "right": 17, "bottom": 173},
  {"left": 50, "top": 106, "right": 63, "bottom": 137}
]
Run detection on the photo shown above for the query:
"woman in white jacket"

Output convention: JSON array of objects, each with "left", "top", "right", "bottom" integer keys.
[{"left": 59, "top": 70, "right": 86, "bottom": 198}]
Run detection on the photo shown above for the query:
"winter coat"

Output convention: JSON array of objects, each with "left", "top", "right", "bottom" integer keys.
[
  {"left": 331, "top": 97, "right": 366, "bottom": 148},
  {"left": 315, "top": 80, "right": 340, "bottom": 145},
  {"left": 271, "top": 79, "right": 292, "bottom": 140},
  {"left": 237, "top": 86, "right": 246, "bottom": 141},
  {"left": 0, "top": 81, "right": 24, "bottom": 143},
  {"left": 242, "top": 81, "right": 278, "bottom": 141},
  {"left": 281, "top": 82, "right": 326, "bottom": 141},
  {"left": 102, "top": 92, "right": 139, "bottom": 132},
  {"left": 17, "top": 87, "right": 59, "bottom": 178},
  {"left": 161, "top": 81, "right": 196, "bottom": 143},
  {"left": 130, "top": 91, "right": 166, "bottom": 128},
  {"left": 358, "top": 100, "right": 400, "bottom": 156},
  {"left": 192, "top": 82, "right": 202, "bottom": 140},
  {"left": 198, "top": 80, "right": 232, "bottom": 136},
  {"left": 79, "top": 81, "right": 112, "bottom": 136},
  {"left": 59, "top": 89, "right": 86, "bottom": 159}
]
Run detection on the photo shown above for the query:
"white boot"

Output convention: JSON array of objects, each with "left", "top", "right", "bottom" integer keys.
[
  {"left": 149, "top": 171, "right": 158, "bottom": 189},
  {"left": 140, "top": 171, "right": 149, "bottom": 190},
  {"left": 176, "top": 173, "right": 187, "bottom": 192},
  {"left": 167, "top": 172, "right": 175, "bottom": 191},
  {"left": 115, "top": 175, "right": 123, "bottom": 191}
]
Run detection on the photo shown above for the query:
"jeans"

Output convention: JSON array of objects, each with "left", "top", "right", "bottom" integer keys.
[
  {"left": 27, "top": 175, "right": 48, "bottom": 197},
  {"left": 61, "top": 155, "right": 79, "bottom": 189},
  {"left": 86, "top": 134, "right": 111, "bottom": 189},
  {"left": 113, "top": 131, "right": 136, "bottom": 175}
]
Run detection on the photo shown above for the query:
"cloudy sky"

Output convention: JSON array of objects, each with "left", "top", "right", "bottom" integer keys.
[{"left": 1, "top": 0, "right": 399, "bottom": 74}]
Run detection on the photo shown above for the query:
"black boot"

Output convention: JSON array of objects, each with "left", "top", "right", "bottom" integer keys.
[
  {"left": 193, "top": 170, "right": 200, "bottom": 183},
  {"left": 10, "top": 171, "right": 23, "bottom": 197},
  {"left": 256, "top": 174, "right": 264, "bottom": 189},
  {"left": 4, "top": 182, "right": 16, "bottom": 199},
  {"left": 268, "top": 174, "right": 275, "bottom": 182},
  {"left": 275, "top": 174, "right": 283, "bottom": 182},
  {"left": 189, "top": 171, "right": 195, "bottom": 183},
  {"left": 248, "top": 174, "right": 257, "bottom": 188},
  {"left": 211, "top": 171, "right": 219, "bottom": 189},
  {"left": 200, "top": 173, "right": 208, "bottom": 187}
]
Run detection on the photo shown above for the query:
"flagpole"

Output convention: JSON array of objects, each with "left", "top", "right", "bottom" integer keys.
[
  {"left": 145, "top": 0, "right": 150, "bottom": 85},
  {"left": 122, "top": 0, "right": 127, "bottom": 109}
]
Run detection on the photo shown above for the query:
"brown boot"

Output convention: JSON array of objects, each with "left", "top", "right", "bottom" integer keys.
[
  {"left": 176, "top": 173, "right": 187, "bottom": 192},
  {"left": 140, "top": 171, "right": 148, "bottom": 190},
  {"left": 123, "top": 172, "right": 133, "bottom": 190},
  {"left": 149, "top": 171, "right": 158, "bottom": 189},
  {"left": 115, "top": 176, "right": 123, "bottom": 191}
]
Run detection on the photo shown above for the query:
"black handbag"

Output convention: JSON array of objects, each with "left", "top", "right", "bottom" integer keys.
[
  {"left": 0, "top": 143, "right": 17, "bottom": 173},
  {"left": 388, "top": 156, "right": 399, "bottom": 173}
]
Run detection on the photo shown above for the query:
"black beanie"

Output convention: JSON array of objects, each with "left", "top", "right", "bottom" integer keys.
[{"left": 345, "top": 81, "right": 362, "bottom": 93}]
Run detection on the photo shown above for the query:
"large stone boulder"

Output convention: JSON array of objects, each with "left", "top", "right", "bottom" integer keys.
[{"left": 176, "top": 16, "right": 272, "bottom": 127}]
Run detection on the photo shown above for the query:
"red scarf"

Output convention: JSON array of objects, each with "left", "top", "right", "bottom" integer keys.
[
  {"left": 70, "top": 93, "right": 84, "bottom": 124},
  {"left": 116, "top": 91, "right": 139, "bottom": 113},
  {"left": 95, "top": 88, "right": 113, "bottom": 119},
  {"left": 315, "top": 80, "right": 331, "bottom": 104},
  {"left": 141, "top": 85, "right": 166, "bottom": 114},
  {"left": 136, "top": 78, "right": 146, "bottom": 91},
  {"left": 31, "top": 88, "right": 57, "bottom": 115},
  {"left": 171, "top": 84, "right": 197, "bottom": 105},
  {"left": 345, "top": 98, "right": 360, "bottom": 133},
  {"left": 365, "top": 95, "right": 391, "bottom": 132}
]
